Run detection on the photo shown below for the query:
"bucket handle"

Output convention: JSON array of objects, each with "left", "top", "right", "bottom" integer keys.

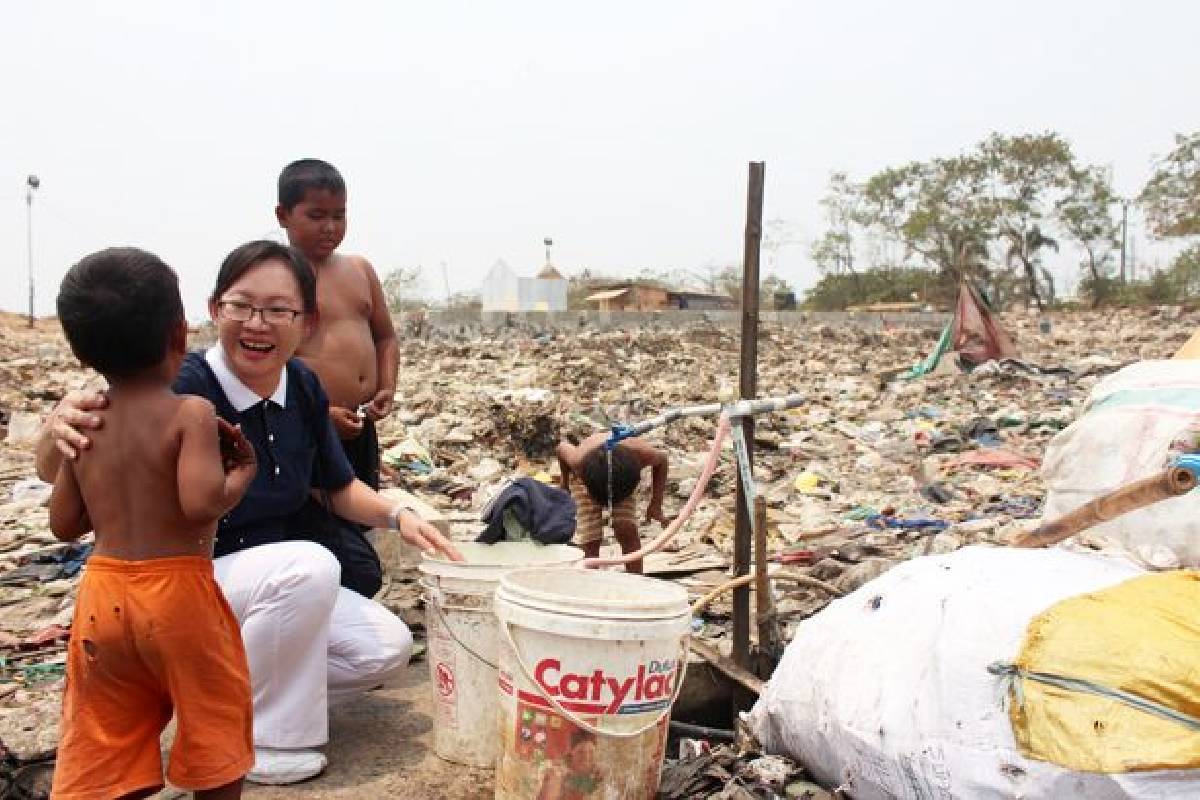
[
  {"left": 425, "top": 586, "right": 499, "bottom": 671},
  {"left": 500, "top": 620, "right": 690, "bottom": 740}
]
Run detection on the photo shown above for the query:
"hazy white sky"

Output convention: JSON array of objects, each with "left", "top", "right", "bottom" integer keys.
[{"left": 2, "top": 0, "right": 1198, "bottom": 318}]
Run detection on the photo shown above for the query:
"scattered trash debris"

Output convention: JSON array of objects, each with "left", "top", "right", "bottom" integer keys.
[{"left": 0, "top": 306, "right": 1192, "bottom": 795}]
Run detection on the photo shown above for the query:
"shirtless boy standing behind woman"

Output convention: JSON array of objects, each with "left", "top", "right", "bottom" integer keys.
[{"left": 275, "top": 159, "right": 397, "bottom": 492}]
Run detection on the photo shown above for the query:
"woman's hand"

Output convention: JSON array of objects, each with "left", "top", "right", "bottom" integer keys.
[
  {"left": 395, "top": 509, "right": 464, "bottom": 562},
  {"left": 47, "top": 390, "right": 108, "bottom": 459},
  {"left": 330, "top": 406, "right": 365, "bottom": 440}
]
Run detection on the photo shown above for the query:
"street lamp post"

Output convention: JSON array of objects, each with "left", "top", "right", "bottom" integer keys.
[{"left": 26, "top": 175, "right": 40, "bottom": 327}]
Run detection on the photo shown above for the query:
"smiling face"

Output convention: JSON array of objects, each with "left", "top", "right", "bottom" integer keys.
[
  {"left": 276, "top": 187, "right": 347, "bottom": 263},
  {"left": 208, "top": 258, "right": 312, "bottom": 395}
]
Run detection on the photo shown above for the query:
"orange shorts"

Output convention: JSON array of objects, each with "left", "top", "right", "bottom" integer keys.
[
  {"left": 570, "top": 481, "right": 636, "bottom": 546},
  {"left": 52, "top": 556, "right": 253, "bottom": 799}
]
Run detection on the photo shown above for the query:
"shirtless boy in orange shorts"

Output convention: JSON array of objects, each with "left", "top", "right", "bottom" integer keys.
[{"left": 49, "top": 248, "right": 258, "bottom": 799}]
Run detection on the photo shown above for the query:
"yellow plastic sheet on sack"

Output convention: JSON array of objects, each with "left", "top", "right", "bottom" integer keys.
[
  {"left": 1007, "top": 570, "right": 1200, "bottom": 772},
  {"left": 1174, "top": 329, "right": 1200, "bottom": 359}
]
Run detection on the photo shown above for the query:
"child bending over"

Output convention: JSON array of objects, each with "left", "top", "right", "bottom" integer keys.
[{"left": 557, "top": 433, "right": 670, "bottom": 574}]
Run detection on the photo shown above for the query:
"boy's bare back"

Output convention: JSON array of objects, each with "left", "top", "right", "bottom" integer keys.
[
  {"left": 296, "top": 254, "right": 389, "bottom": 410},
  {"left": 50, "top": 389, "right": 249, "bottom": 561}
]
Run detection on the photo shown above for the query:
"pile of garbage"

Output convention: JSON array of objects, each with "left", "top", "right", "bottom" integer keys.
[
  {"left": 659, "top": 742, "right": 828, "bottom": 799},
  {"left": 1, "top": 306, "right": 1197, "bottom": 794}
]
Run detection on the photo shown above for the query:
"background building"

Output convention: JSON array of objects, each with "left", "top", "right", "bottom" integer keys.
[
  {"left": 480, "top": 258, "right": 568, "bottom": 312},
  {"left": 584, "top": 282, "right": 736, "bottom": 311}
]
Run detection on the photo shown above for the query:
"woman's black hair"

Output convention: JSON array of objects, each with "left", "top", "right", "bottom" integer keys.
[{"left": 210, "top": 240, "right": 317, "bottom": 313}]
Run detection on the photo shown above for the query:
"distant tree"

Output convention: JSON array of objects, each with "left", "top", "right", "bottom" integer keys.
[
  {"left": 634, "top": 267, "right": 695, "bottom": 289},
  {"left": 761, "top": 274, "right": 794, "bottom": 295},
  {"left": 855, "top": 131, "right": 1110, "bottom": 309},
  {"left": 1140, "top": 131, "right": 1200, "bottom": 238},
  {"left": 1057, "top": 165, "right": 1120, "bottom": 306},
  {"left": 762, "top": 218, "right": 804, "bottom": 276},
  {"left": 689, "top": 263, "right": 742, "bottom": 304},
  {"left": 382, "top": 266, "right": 424, "bottom": 313},
  {"left": 1002, "top": 225, "right": 1059, "bottom": 308},
  {"left": 445, "top": 290, "right": 482, "bottom": 312},
  {"left": 567, "top": 269, "right": 601, "bottom": 310},
  {"left": 802, "top": 267, "right": 951, "bottom": 311},
  {"left": 982, "top": 132, "right": 1076, "bottom": 309},
  {"left": 810, "top": 172, "right": 860, "bottom": 274},
  {"left": 1168, "top": 244, "right": 1200, "bottom": 298},
  {"left": 858, "top": 155, "right": 994, "bottom": 284},
  {"left": 760, "top": 274, "right": 795, "bottom": 309},
  {"left": 1145, "top": 269, "right": 1178, "bottom": 304}
]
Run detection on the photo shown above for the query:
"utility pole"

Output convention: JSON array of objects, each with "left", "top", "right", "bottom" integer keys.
[
  {"left": 26, "top": 175, "right": 40, "bottom": 328},
  {"left": 1120, "top": 200, "right": 1129, "bottom": 283}
]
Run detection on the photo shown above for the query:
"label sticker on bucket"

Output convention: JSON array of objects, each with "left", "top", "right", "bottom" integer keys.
[
  {"left": 436, "top": 662, "right": 457, "bottom": 699},
  {"left": 429, "top": 619, "right": 459, "bottom": 729},
  {"left": 501, "top": 693, "right": 670, "bottom": 796},
  {"left": 501, "top": 657, "right": 680, "bottom": 716}
]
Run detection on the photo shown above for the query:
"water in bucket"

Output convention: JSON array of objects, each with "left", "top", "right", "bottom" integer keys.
[
  {"left": 494, "top": 567, "right": 692, "bottom": 799},
  {"left": 420, "top": 542, "right": 583, "bottom": 767}
]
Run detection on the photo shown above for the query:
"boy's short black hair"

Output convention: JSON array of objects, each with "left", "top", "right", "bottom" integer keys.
[
  {"left": 579, "top": 445, "right": 639, "bottom": 506},
  {"left": 211, "top": 241, "right": 318, "bottom": 314},
  {"left": 278, "top": 159, "right": 346, "bottom": 210},
  {"left": 57, "top": 247, "right": 184, "bottom": 379}
]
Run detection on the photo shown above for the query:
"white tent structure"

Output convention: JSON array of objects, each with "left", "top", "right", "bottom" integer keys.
[{"left": 480, "top": 259, "right": 568, "bottom": 312}]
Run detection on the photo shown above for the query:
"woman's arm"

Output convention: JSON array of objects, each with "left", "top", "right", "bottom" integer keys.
[{"left": 327, "top": 480, "right": 463, "bottom": 561}]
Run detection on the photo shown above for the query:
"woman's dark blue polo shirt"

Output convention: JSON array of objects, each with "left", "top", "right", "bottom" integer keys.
[{"left": 172, "top": 349, "right": 355, "bottom": 557}]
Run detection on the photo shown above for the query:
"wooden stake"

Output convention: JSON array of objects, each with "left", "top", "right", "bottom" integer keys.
[
  {"left": 753, "top": 496, "right": 778, "bottom": 657},
  {"left": 733, "top": 161, "right": 765, "bottom": 670}
]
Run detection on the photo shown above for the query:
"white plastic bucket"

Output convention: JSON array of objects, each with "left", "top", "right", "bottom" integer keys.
[
  {"left": 420, "top": 542, "right": 582, "bottom": 767},
  {"left": 493, "top": 568, "right": 692, "bottom": 799}
]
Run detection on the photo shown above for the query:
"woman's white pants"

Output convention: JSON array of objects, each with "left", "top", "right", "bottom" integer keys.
[{"left": 213, "top": 540, "right": 412, "bottom": 748}]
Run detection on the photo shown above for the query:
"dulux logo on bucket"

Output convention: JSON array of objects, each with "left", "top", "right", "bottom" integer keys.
[{"left": 533, "top": 657, "right": 679, "bottom": 714}]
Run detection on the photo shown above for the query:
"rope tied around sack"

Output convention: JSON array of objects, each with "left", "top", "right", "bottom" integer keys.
[{"left": 988, "top": 661, "right": 1200, "bottom": 733}]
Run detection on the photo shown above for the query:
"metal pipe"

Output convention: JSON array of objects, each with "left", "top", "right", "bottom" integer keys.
[
  {"left": 606, "top": 393, "right": 805, "bottom": 450},
  {"left": 1014, "top": 466, "right": 1197, "bottom": 548},
  {"left": 668, "top": 720, "right": 736, "bottom": 742}
]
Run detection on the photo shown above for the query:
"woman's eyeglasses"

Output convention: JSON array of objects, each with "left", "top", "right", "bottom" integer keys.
[{"left": 217, "top": 301, "right": 304, "bottom": 325}]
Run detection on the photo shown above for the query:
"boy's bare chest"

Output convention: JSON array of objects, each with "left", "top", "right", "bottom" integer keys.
[{"left": 315, "top": 263, "right": 372, "bottom": 321}]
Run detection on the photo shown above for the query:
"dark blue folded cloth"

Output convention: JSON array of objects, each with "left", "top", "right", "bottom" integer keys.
[{"left": 477, "top": 477, "right": 577, "bottom": 544}]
